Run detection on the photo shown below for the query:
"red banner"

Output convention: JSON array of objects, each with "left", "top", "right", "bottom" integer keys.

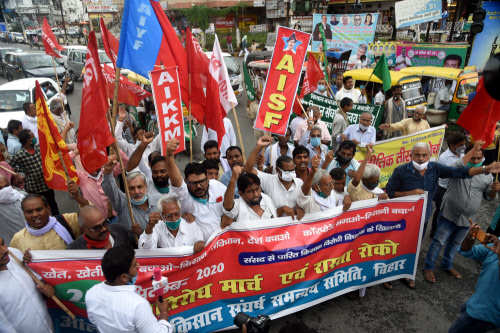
[
  {"left": 101, "top": 64, "right": 151, "bottom": 107},
  {"left": 149, "top": 67, "right": 185, "bottom": 154},
  {"left": 42, "top": 18, "right": 64, "bottom": 58},
  {"left": 254, "top": 27, "right": 311, "bottom": 135}
]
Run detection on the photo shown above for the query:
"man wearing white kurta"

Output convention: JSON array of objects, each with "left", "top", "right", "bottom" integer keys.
[
  {"left": 201, "top": 117, "right": 237, "bottom": 172},
  {"left": 0, "top": 243, "right": 54, "bottom": 333}
]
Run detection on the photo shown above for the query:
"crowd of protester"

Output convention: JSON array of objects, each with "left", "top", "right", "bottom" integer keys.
[{"left": 0, "top": 77, "right": 499, "bottom": 333}]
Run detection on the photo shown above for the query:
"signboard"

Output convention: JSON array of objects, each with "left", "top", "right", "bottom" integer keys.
[
  {"left": 86, "top": 3, "right": 118, "bottom": 13},
  {"left": 467, "top": 1, "right": 500, "bottom": 71},
  {"left": 395, "top": 0, "right": 442, "bottom": 29},
  {"left": 311, "top": 13, "right": 378, "bottom": 68},
  {"left": 394, "top": 43, "right": 468, "bottom": 70},
  {"left": 355, "top": 126, "right": 445, "bottom": 187},
  {"left": 29, "top": 196, "right": 426, "bottom": 333},
  {"left": 149, "top": 67, "right": 185, "bottom": 155},
  {"left": 254, "top": 27, "right": 311, "bottom": 135},
  {"left": 302, "top": 93, "right": 384, "bottom": 132}
]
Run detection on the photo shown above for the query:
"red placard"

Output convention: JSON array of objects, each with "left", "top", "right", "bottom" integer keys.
[
  {"left": 254, "top": 26, "right": 311, "bottom": 135},
  {"left": 149, "top": 67, "right": 185, "bottom": 154}
]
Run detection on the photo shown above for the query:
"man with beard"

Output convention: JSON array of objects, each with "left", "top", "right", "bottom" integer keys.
[
  {"left": 323, "top": 140, "right": 360, "bottom": 187},
  {"left": 68, "top": 206, "right": 137, "bottom": 250},
  {"left": 223, "top": 165, "right": 276, "bottom": 223},
  {"left": 245, "top": 136, "right": 305, "bottom": 219},
  {"left": 379, "top": 105, "right": 429, "bottom": 136},
  {"left": 335, "top": 76, "right": 361, "bottom": 103},
  {"left": 85, "top": 247, "right": 173, "bottom": 332},
  {"left": 220, "top": 146, "right": 244, "bottom": 187},
  {"left": 102, "top": 155, "right": 161, "bottom": 234},
  {"left": 0, "top": 237, "right": 55, "bottom": 332},
  {"left": 264, "top": 128, "right": 294, "bottom": 174},
  {"left": 166, "top": 139, "right": 227, "bottom": 241},
  {"left": 293, "top": 145, "right": 311, "bottom": 182},
  {"left": 150, "top": 155, "right": 170, "bottom": 195}
]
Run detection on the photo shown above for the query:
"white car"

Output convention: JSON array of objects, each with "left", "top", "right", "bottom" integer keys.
[{"left": 0, "top": 78, "right": 67, "bottom": 129}]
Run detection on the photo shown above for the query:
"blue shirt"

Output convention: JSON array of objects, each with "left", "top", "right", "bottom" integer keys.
[
  {"left": 459, "top": 239, "right": 500, "bottom": 327},
  {"left": 7, "top": 134, "right": 21, "bottom": 156},
  {"left": 220, "top": 170, "right": 239, "bottom": 198},
  {"left": 386, "top": 162, "right": 470, "bottom": 221},
  {"left": 0, "top": 130, "right": 4, "bottom": 145},
  {"left": 326, "top": 158, "right": 360, "bottom": 187}
]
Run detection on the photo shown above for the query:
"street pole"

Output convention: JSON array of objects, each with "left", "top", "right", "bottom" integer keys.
[{"left": 58, "top": 0, "right": 68, "bottom": 44}]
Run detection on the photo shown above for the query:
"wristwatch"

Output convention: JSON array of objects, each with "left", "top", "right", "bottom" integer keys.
[{"left": 483, "top": 165, "right": 487, "bottom": 174}]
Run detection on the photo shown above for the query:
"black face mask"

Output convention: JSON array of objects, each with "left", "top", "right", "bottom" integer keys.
[
  {"left": 247, "top": 196, "right": 262, "bottom": 207},
  {"left": 363, "top": 180, "right": 379, "bottom": 190},
  {"left": 335, "top": 152, "right": 352, "bottom": 166},
  {"left": 153, "top": 176, "right": 169, "bottom": 188}
]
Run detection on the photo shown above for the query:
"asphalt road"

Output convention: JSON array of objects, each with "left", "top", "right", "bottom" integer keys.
[{"left": 2, "top": 41, "right": 499, "bottom": 333}]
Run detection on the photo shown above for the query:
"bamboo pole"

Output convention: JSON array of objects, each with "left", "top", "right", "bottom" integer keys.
[
  {"left": 188, "top": 74, "right": 193, "bottom": 162},
  {"left": 110, "top": 66, "right": 121, "bottom": 133},
  {"left": 9, "top": 251, "right": 76, "bottom": 320},
  {"left": 51, "top": 57, "right": 61, "bottom": 90},
  {"left": 0, "top": 164, "right": 16, "bottom": 176},
  {"left": 231, "top": 107, "right": 246, "bottom": 162}
]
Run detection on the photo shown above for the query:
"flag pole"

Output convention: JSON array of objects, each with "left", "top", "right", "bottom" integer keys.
[
  {"left": 110, "top": 66, "right": 121, "bottom": 132},
  {"left": 231, "top": 107, "right": 246, "bottom": 162},
  {"left": 295, "top": 95, "right": 309, "bottom": 119},
  {"left": 51, "top": 57, "right": 62, "bottom": 98},
  {"left": 9, "top": 250, "right": 76, "bottom": 320},
  {"left": 188, "top": 73, "right": 193, "bottom": 162}
]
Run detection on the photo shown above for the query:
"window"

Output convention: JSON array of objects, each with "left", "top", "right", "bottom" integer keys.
[{"left": 0, "top": 90, "right": 30, "bottom": 112}]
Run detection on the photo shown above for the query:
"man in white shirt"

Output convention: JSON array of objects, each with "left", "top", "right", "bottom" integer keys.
[
  {"left": 335, "top": 76, "right": 361, "bottom": 103},
  {"left": 201, "top": 117, "right": 237, "bottom": 172},
  {"left": 289, "top": 111, "right": 307, "bottom": 139},
  {"left": 245, "top": 136, "right": 304, "bottom": 219},
  {"left": 49, "top": 98, "right": 76, "bottom": 144},
  {"left": 139, "top": 194, "right": 205, "bottom": 252},
  {"left": 341, "top": 112, "right": 376, "bottom": 146},
  {"left": 21, "top": 102, "right": 38, "bottom": 140},
  {"left": 85, "top": 247, "right": 173, "bottom": 333},
  {"left": 294, "top": 107, "right": 331, "bottom": 146},
  {"left": 0, "top": 238, "right": 54, "bottom": 333},
  {"left": 374, "top": 88, "right": 385, "bottom": 105},
  {"left": 264, "top": 128, "right": 294, "bottom": 174},
  {"left": 222, "top": 166, "right": 276, "bottom": 225},
  {"left": 165, "top": 139, "right": 227, "bottom": 241},
  {"left": 331, "top": 98, "right": 351, "bottom": 148},
  {"left": 435, "top": 80, "right": 453, "bottom": 111}
]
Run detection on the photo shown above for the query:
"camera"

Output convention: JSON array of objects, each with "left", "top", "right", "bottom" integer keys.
[{"left": 234, "top": 312, "right": 271, "bottom": 333}]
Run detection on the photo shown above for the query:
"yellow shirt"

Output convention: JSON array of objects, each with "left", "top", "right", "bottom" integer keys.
[
  {"left": 388, "top": 118, "right": 430, "bottom": 136},
  {"left": 347, "top": 180, "right": 377, "bottom": 202},
  {"left": 10, "top": 213, "right": 80, "bottom": 252}
]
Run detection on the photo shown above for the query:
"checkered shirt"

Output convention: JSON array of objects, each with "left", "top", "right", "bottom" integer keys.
[{"left": 10, "top": 145, "right": 49, "bottom": 193}]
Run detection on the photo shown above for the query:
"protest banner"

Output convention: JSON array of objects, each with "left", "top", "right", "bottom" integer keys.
[
  {"left": 150, "top": 67, "right": 185, "bottom": 154},
  {"left": 395, "top": 0, "right": 442, "bottom": 29},
  {"left": 302, "top": 93, "right": 384, "bottom": 133},
  {"left": 355, "top": 126, "right": 445, "bottom": 187},
  {"left": 311, "top": 13, "right": 378, "bottom": 68},
  {"left": 29, "top": 196, "right": 426, "bottom": 332},
  {"left": 395, "top": 43, "right": 468, "bottom": 70},
  {"left": 254, "top": 27, "right": 311, "bottom": 136}
]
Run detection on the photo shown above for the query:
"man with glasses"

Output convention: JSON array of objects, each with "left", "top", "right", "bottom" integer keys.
[
  {"left": 165, "top": 139, "right": 227, "bottom": 241},
  {"left": 379, "top": 105, "right": 430, "bottom": 136},
  {"left": 139, "top": 194, "right": 205, "bottom": 252},
  {"left": 68, "top": 206, "right": 137, "bottom": 250},
  {"left": 340, "top": 112, "right": 376, "bottom": 146}
]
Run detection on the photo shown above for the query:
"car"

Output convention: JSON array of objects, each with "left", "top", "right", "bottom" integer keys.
[
  {"left": 0, "top": 78, "right": 68, "bottom": 129},
  {"left": 66, "top": 46, "right": 111, "bottom": 81},
  {"left": 12, "top": 32, "right": 25, "bottom": 43},
  {"left": 3, "top": 51, "right": 74, "bottom": 93},
  {"left": 204, "top": 51, "right": 242, "bottom": 94},
  {"left": 0, "top": 47, "right": 22, "bottom": 77}
]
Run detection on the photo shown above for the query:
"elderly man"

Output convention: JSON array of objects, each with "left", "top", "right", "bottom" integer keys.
[
  {"left": 264, "top": 128, "right": 294, "bottom": 174},
  {"left": 139, "top": 194, "right": 205, "bottom": 252},
  {"left": 223, "top": 166, "right": 277, "bottom": 225},
  {"left": 68, "top": 206, "right": 136, "bottom": 250},
  {"left": 21, "top": 102, "right": 37, "bottom": 140},
  {"left": 340, "top": 112, "right": 376, "bottom": 146},
  {"left": 49, "top": 98, "right": 75, "bottom": 144},
  {"left": 335, "top": 76, "right": 361, "bottom": 103},
  {"left": 323, "top": 140, "right": 360, "bottom": 187},
  {"left": 379, "top": 105, "right": 430, "bottom": 136},
  {"left": 245, "top": 136, "right": 305, "bottom": 219},
  {"left": 166, "top": 139, "right": 227, "bottom": 241},
  {"left": 0, "top": 174, "right": 26, "bottom": 244},
  {"left": 85, "top": 247, "right": 173, "bottom": 333},
  {"left": 9, "top": 189, "right": 85, "bottom": 252},
  {"left": 299, "top": 155, "right": 351, "bottom": 213},
  {"left": 423, "top": 143, "right": 500, "bottom": 283},
  {"left": 300, "top": 126, "right": 329, "bottom": 167},
  {"left": 348, "top": 148, "right": 388, "bottom": 202},
  {"left": 0, "top": 237, "right": 55, "bottom": 332},
  {"left": 102, "top": 155, "right": 160, "bottom": 233},
  {"left": 294, "top": 107, "right": 331, "bottom": 146}
]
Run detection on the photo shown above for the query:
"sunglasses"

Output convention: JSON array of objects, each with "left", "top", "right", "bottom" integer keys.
[{"left": 89, "top": 218, "right": 111, "bottom": 232}]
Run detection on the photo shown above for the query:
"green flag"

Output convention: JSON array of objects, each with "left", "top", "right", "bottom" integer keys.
[
  {"left": 318, "top": 24, "right": 329, "bottom": 81},
  {"left": 243, "top": 61, "right": 255, "bottom": 101},
  {"left": 372, "top": 53, "right": 391, "bottom": 92}
]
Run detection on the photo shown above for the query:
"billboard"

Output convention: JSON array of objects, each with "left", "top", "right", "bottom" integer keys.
[
  {"left": 467, "top": 1, "right": 500, "bottom": 70},
  {"left": 395, "top": 0, "right": 442, "bottom": 29}
]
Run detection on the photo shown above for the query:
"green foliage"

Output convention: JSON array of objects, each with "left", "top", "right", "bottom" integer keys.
[{"left": 178, "top": 4, "right": 248, "bottom": 31}]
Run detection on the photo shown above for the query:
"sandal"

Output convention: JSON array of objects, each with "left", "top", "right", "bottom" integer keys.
[
  {"left": 445, "top": 268, "right": 462, "bottom": 279},
  {"left": 403, "top": 278, "right": 416, "bottom": 289},
  {"left": 423, "top": 269, "right": 437, "bottom": 283},
  {"left": 383, "top": 282, "right": 393, "bottom": 290}
]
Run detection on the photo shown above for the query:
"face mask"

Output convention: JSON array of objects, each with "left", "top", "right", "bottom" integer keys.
[
  {"left": 412, "top": 161, "right": 429, "bottom": 171},
  {"left": 153, "top": 177, "right": 169, "bottom": 189},
  {"left": 156, "top": 186, "right": 170, "bottom": 194},
  {"left": 280, "top": 169, "right": 296, "bottom": 182},
  {"left": 192, "top": 196, "right": 208, "bottom": 204},
  {"left": 359, "top": 124, "right": 368, "bottom": 131},
  {"left": 165, "top": 218, "right": 181, "bottom": 231},
  {"left": 456, "top": 145, "right": 466, "bottom": 155},
  {"left": 466, "top": 158, "right": 484, "bottom": 168},
  {"left": 318, "top": 191, "right": 328, "bottom": 198},
  {"left": 362, "top": 180, "right": 379, "bottom": 190},
  {"left": 127, "top": 274, "right": 137, "bottom": 285},
  {"left": 335, "top": 152, "right": 352, "bottom": 165},
  {"left": 310, "top": 137, "right": 321, "bottom": 147},
  {"left": 31, "top": 137, "right": 37, "bottom": 145},
  {"left": 131, "top": 195, "right": 148, "bottom": 206},
  {"left": 247, "top": 196, "right": 262, "bottom": 206},
  {"left": 318, "top": 84, "right": 326, "bottom": 91}
]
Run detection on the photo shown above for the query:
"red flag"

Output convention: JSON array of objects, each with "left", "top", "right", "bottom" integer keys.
[
  {"left": 457, "top": 77, "right": 500, "bottom": 147},
  {"left": 35, "top": 81, "right": 78, "bottom": 190},
  {"left": 78, "top": 31, "right": 115, "bottom": 174},
  {"left": 102, "top": 64, "right": 151, "bottom": 106},
  {"left": 99, "top": 18, "right": 119, "bottom": 66},
  {"left": 300, "top": 55, "right": 324, "bottom": 98},
  {"left": 42, "top": 18, "right": 64, "bottom": 58}
]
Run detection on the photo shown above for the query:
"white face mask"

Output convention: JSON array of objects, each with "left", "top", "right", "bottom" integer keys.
[
  {"left": 359, "top": 123, "right": 369, "bottom": 131},
  {"left": 412, "top": 161, "right": 429, "bottom": 171},
  {"left": 280, "top": 169, "right": 296, "bottom": 182}
]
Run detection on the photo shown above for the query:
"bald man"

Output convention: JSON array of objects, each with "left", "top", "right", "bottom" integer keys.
[
  {"left": 379, "top": 105, "right": 430, "bottom": 136},
  {"left": 68, "top": 206, "right": 137, "bottom": 250}
]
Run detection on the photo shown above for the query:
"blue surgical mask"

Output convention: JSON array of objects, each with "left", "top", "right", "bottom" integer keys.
[
  {"left": 165, "top": 218, "right": 181, "bottom": 231},
  {"left": 318, "top": 84, "right": 326, "bottom": 91},
  {"left": 310, "top": 137, "right": 321, "bottom": 147},
  {"left": 467, "top": 160, "right": 484, "bottom": 168},
  {"left": 131, "top": 195, "right": 148, "bottom": 206},
  {"left": 127, "top": 274, "right": 137, "bottom": 285},
  {"left": 156, "top": 186, "right": 170, "bottom": 194},
  {"left": 31, "top": 137, "right": 37, "bottom": 145},
  {"left": 318, "top": 191, "right": 328, "bottom": 198}
]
